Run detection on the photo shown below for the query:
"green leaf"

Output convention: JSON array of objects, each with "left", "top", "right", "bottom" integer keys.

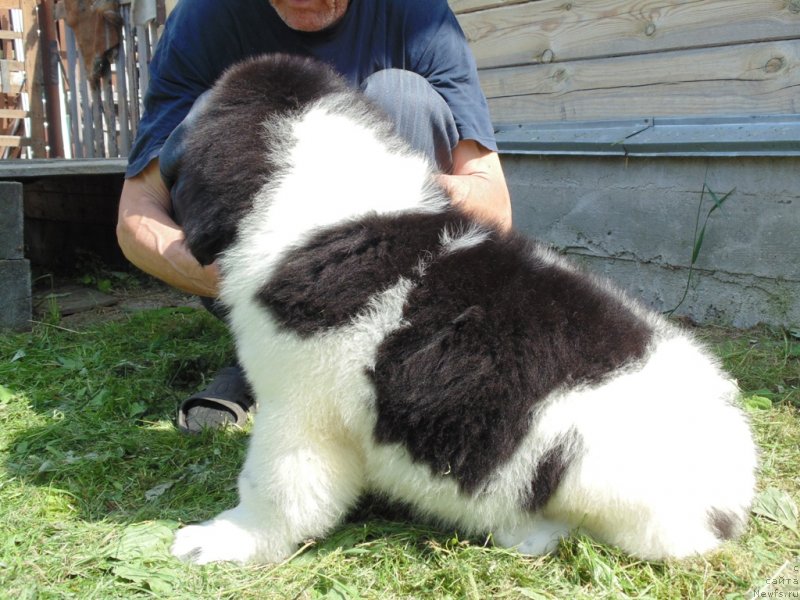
[
  {"left": 108, "top": 521, "right": 176, "bottom": 561},
  {"left": 752, "top": 488, "right": 799, "bottom": 534},
  {"left": 516, "top": 589, "right": 552, "bottom": 600},
  {"left": 0, "top": 385, "right": 13, "bottom": 402},
  {"left": 316, "top": 577, "right": 361, "bottom": 600},
  {"left": 743, "top": 395, "right": 773, "bottom": 412},
  {"left": 112, "top": 563, "right": 177, "bottom": 594},
  {"left": 144, "top": 481, "right": 174, "bottom": 502},
  {"left": 56, "top": 356, "right": 84, "bottom": 371},
  {"left": 128, "top": 401, "right": 148, "bottom": 418}
]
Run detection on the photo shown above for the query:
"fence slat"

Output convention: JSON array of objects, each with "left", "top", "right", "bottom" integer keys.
[
  {"left": 101, "top": 74, "right": 117, "bottom": 156},
  {"left": 90, "top": 85, "right": 104, "bottom": 156},
  {"left": 64, "top": 25, "right": 83, "bottom": 157},
  {"left": 43, "top": 5, "right": 162, "bottom": 159},
  {"left": 115, "top": 24, "right": 130, "bottom": 156},
  {"left": 77, "top": 55, "right": 94, "bottom": 157}
]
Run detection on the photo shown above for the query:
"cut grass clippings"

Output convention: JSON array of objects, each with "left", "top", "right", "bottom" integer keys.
[{"left": 1, "top": 307, "right": 798, "bottom": 599}]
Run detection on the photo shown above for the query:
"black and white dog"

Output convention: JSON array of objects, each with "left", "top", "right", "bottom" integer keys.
[{"left": 170, "top": 54, "right": 757, "bottom": 564}]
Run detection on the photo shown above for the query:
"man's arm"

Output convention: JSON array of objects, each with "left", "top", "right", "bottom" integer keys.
[
  {"left": 116, "top": 158, "right": 220, "bottom": 297},
  {"left": 438, "top": 139, "right": 512, "bottom": 231}
]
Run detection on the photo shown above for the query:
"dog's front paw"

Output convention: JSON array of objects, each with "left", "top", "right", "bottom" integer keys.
[{"left": 171, "top": 517, "right": 258, "bottom": 565}]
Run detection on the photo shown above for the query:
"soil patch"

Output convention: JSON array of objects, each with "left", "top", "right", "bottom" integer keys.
[{"left": 33, "top": 279, "right": 202, "bottom": 329}]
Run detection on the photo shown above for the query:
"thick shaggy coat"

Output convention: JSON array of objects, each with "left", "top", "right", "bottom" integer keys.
[{"left": 170, "top": 54, "right": 757, "bottom": 565}]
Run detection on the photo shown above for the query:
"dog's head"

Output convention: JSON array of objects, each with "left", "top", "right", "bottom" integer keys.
[{"left": 175, "top": 54, "right": 351, "bottom": 265}]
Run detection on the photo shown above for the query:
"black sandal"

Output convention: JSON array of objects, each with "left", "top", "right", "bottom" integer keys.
[{"left": 177, "top": 366, "right": 255, "bottom": 434}]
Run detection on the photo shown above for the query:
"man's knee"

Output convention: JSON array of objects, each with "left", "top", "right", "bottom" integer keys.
[{"left": 361, "top": 69, "right": 458, "bottom": 171}]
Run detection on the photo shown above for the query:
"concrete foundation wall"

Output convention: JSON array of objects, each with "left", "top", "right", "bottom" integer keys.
[
  {"left": 505, "top": 155, "right": 799, "bottom": 328},
  {"left": 0, "top": 182, "right": 32, "bottom": 331}
]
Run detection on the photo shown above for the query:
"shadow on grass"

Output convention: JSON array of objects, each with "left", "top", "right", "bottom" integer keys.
[{"left": 1, "top": 306, "right": 453, "bottom": 550}]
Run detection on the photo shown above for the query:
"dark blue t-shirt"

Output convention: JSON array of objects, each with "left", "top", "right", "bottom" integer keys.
[{"left": 126, "top": 0, "right": 496, "bottom": 178}]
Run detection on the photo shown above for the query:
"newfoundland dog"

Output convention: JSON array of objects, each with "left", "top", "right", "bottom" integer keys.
[{"left": 169, "top": 54, "right": 756, "bottom": 564}]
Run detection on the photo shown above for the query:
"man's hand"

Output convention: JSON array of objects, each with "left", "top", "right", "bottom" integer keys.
[
  {"left": 438, "top": 139, "right": 512, "bottom": 232},
  {"left": 117, "top": 159, "right": 220, "bottom": 297}
]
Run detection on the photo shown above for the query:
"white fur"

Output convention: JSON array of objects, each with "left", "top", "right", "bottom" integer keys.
[
  {"left": 171, "top": 103, "right": 757, "bottom": 565},
  {"left": 439, "top": 222, "right": 491, "bottom": 254}
]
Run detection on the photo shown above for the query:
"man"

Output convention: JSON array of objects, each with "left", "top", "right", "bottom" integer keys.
[{"left": 117, "top": 0, "right": 511, "bottom": 432}]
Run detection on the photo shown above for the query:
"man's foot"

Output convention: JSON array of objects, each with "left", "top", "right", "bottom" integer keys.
[{"left": 177, "top": 366, "right": 255, "bottom": 434}]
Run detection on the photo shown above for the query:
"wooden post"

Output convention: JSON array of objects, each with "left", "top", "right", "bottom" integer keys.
[
  {"left": 37, "top": 0, "right": 63, "bottom": 157},
  {"left": 20, "top": 0, "right": 46, "bottom": 156}
]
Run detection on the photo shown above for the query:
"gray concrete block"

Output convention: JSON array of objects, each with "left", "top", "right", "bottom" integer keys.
[
  {"left": 0, "top": 259, "right": 32, "bottom": 332},
  {"left": 0, "top": 182, "right": 24, "bottom": 260},
  {"left": 505, "top": 154, "right": 800, "bottom": 327}
]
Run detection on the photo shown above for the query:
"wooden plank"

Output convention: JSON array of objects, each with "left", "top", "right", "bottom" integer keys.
[
  {"left": 0, "top": 157, "right": 127, "bottom": 177},
  {"left": 0, "top": 108, "right": 25, "bottom": 118},
  {"left": 0, "top": 134, "right": 28, "bottom": 145},
  {"left": 0, "top": 59, "right": 24, "bottom": 72},
  {"left": 449, "top": 0, "right": 532, "bottom": 14},
  {"left": 135, "top": 24, "right": 149, "bottom": 101},
  {"left": 91, "top": 84, "right": 105, "bottom": 156},
  {"left": 64, "top": 23, "right": 83, "bottom": 157},
  {"left": 121, "top": 4, "right": 139, "bottom": 135},
  {"left": 0, "top": 30, "right": 22, "bottom": 40},
  {"left": 0, "top": 0, "right": 21, "bottom": 8},
  {"left": 0, "top": 69, "right": 24, "bottom": 92},
  {"left": 480, "top": 40, "right": 800, "bottom": 124},
  {"left": 101, "top": 74, "right": 117, "bottom": 156},
  {"left": 458, "top": 0, "right": 800, "bottom": 70},
  {"left": 115, "top": 21, "right": 130, "bottom": 156},
  {"left": 77, "top": 53, "right": 94, "bottom": 157},
  {"left": 1, "top": 13, "right": 12, "bottom": 66},
  {"left": 0, "top": 58, "right": 9, "bottom": 91}
]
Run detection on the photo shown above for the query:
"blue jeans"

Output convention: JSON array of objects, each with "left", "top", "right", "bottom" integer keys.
[{"left": 359, "top": 68, "right": 458, "bottom": 173}]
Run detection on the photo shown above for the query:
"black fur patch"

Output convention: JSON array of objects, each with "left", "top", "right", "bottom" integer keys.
[
  {"left": 524, "top": 434, "right": 578, "bottom": 512},
  {"left": 258, "top": 210, "right": 461, "bottom": 335},
  {"left": 371, "top": 233, "right": 653, "bottom": 493},
  {"left": 178, "top": 54, "right": 355, "bottom": 265},
  {"left": 708, "top": 508, "right": 742, "bottom": 540}
]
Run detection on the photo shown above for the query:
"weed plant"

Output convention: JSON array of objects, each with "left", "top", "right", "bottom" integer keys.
[{"left": 1, "top": 308, "right": 798, "bottom": 599}]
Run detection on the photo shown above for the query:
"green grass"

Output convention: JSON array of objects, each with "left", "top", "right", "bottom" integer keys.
[{"left": 1, "top": 308, "right": 798, "bottom": 599}]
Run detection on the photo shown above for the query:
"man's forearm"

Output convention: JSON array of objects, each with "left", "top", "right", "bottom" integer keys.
[
  {"left": 439, "top": 171, "right": 512, "bottom": 231},
  {"left": 117, "top": 160, "right": 220, "bottom": 297},
  {"left": 440, "top": 140, "right": 512, "bottom": 231}
]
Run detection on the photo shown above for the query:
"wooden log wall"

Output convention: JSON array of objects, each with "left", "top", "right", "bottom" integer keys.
[{"left": 450, "top": 0, "right": 800, "bottom": 124}]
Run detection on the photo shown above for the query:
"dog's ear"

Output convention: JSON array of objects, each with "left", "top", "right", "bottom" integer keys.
[
  {"left": 182, "top": 214, "right": 232, "bottom": 267},
  {"left": 173, "top": 161, "right": 243, "bottom": 266}
]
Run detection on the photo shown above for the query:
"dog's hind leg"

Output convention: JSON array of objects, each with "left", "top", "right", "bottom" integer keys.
[{"left": 171, "top": 409, "right": 365, "bottom": 564}]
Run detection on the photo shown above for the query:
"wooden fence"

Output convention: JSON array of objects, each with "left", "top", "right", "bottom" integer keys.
[{"left": 0, "top": 0, "right": 164, "bottom": 159}]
